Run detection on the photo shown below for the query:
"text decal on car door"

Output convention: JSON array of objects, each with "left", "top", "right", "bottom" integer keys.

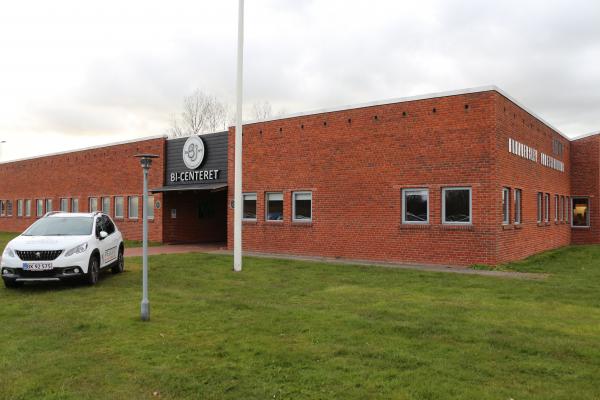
[{"left": 103, "top": 246, "right": 118, "bottom": 264}]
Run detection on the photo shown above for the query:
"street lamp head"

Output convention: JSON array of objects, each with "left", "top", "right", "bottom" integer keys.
[{"left": 134, "top": 153, "right": 159, "bottom": 169}]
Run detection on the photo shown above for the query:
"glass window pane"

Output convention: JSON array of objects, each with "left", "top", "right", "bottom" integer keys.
[
  {"left": 71, "top": 198, "right": 79, "bottom": 213},
  {"left": 25, "top": 200, "right": 31, "bottom": 217},
  {"left": 266, "top": 192, "right": 283, "bottom": 221},
  {"left": 129, "top": 196, "right": 139, "bottom": 219},
  {"left": 115, "top": 197, "right": 124, "bottom": 218},
  {"left": 444, "top": 188, "right": 471, "bottom": 223},
  {"left": 45, "top": 199, "right": 52, "bottom": 213},
  {"left": 404, "top": 189, "right": 428, "bottom": 223},
  {"left": 102, "top": 197, "right": 110, "bottom": 214},
  {"left": 502, "top": 188, "right": 510, "bottom": 224},
  {"left": 60, "top": 198, "right": 68, "bottom": 212},
  {"left": 293, "top": 192, "right": 312, "bottom": 221},
  {"left": 572, "top": 198, "right": 589, "bottom": 227},
  {"left": 243, "top": 193, "right": 257, "bottom": 220},
  {"left": 17, "top": 200, "right": 23, "bottom": 217},
  {"left": 37, "top": 199, "right": 44, "bottom": 216},
  {"left": 147, "top": 196, "right": 154, "bottom": 219}
]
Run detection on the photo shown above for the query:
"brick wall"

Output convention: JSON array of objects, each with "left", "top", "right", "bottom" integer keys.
[
  {"left": 571, "top": 136, "right": 600, "bottom": 244},
  {"left": 494, "top": 95, "right": 572, "bottom": 263},
  {"left": 228, "top": 92, "right": 500, "bottom": 266},
  {"left": 0, "top": 137, "right": 166, "bottom": 242}
]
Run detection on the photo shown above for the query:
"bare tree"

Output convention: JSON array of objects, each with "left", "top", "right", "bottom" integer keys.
[
  {"left": 252, "top": 100, "right": 273, "bottom": 121},
  {"left": 168, "top": 90, "right": 230, "bottom": 137}
]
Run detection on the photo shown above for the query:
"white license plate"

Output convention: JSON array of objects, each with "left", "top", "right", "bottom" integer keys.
[{"left": 22, "top": 263, "right": 54, "bottom": 271}]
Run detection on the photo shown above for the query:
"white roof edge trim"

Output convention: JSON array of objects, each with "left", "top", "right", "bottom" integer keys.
[
  {"left": 571, "top": 130, "right": 600, "bottom": 141},
  {"left": 237, "top": 85, "right": 574, "bottom": 141},
  {"left": 0, "top": 134, "right": 167, "bottom": 165}
]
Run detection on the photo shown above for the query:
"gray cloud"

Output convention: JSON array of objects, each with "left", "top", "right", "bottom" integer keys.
[{"left": 1, "top": 0, "right": 599, "bottom": 161}]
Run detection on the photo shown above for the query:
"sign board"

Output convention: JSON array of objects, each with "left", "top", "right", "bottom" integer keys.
[{"left": 165, "top": 131, "right": 228, "bottom": 186}]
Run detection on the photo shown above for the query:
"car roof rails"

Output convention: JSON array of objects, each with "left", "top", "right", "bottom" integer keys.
[{"left": 43, "top": 211, "right": 62, "bottom": 218}]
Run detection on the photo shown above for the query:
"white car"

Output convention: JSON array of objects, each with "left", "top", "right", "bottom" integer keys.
[{"left": 1, "top": 212, "right": 125, "bottom": 288}]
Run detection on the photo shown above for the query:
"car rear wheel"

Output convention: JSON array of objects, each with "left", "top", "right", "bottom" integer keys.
[
  {"left": 111, "top": 247, "right": 124, "bottom": 274},
  {"left": 86, "top": 254, "right": 100, "bottom": 285},
  {"left": 3, "top": 279, "right": 23, "bottom": 289}
]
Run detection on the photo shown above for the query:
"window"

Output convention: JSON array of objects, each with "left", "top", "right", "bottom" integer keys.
[
  {"left": 554, "top": 195, "right": 559, "bottom": 222},
  {"left": 572, "top": 197, "right": 590, "bottom": 227},
  {"left": 17, "top": 199, "right": 23, "bottom": 217},
  {"left": 293, "top": 191, "right": 312, "bottom": 221},
  {"left": 7, "top": 200, "right": 12, "bottom": 217},
  {"left": 514, "top": 189, "right": 522, "bottom": 224},
  {"left": 402, "top": 189, "right": 429, "bottom": 224},
  {"left": 560, "top": 195, "right": 565, "bottom": 222},
  {"left": 45, "top": 199, "right": 52, "bottom": 213},
  {"left": 442, "top": 187, "right": 472, "bottom": 224},
  {"left": 115, "top": 197, "right": 124, "bottom": 218},
  {"left": 544, "top": 193, "right": 550, "bottom": 222},
  {"left": 102, "top": 197, "right": 111, "bottom": 214},
  {"left": 565, "top": 196, "right": 570, "bottom": 223},
  {"left": 25, "top": 199, "right": 31, "bottom": 217},
  {"left": 147, "top": 196, "right": 154, "bottom": 220},
  {"left": 128, "top": 196, "right": 139, "bottom": 219},
  {"left": 60, "top": 198, "right": 69, "bottom": 212},
  {"left": 36, "top": 199, "right": 44, "bottom": 217},
  {"left": 104, "top": 216, "right": 116, "bottom": 235},
  {"left": 537, "top": 192, "right": 543, "bottom": 223},
  {"left": 71, "top": 198, "right": 79, "bottom": 213},
  {"left": 89, "top": 197, "right": 98, "bottom": 212},
  {"left": 0, "top": 201, "right": 4, "bottom": 216},
  {"left": 266, "top": 192, "right": 283, "bottom": 221},
  {"left": 552, "top": 138, "right": 563, "bottom": 157},
  {"left": 502, "top": 188, "right": 510, "bottom": 225},
  {"left": 242, "top": 193, "right": 257, "bottom": 220}
]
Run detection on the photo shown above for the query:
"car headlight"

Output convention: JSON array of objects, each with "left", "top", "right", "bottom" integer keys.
[
  {"left": 2, "top": 247, "right": 15, "bottom": 258},
  {"left": 65, "top": 242, "right": 89, "bottom": 257}
]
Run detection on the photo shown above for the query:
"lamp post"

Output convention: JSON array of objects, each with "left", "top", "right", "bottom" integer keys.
[
  {"left": 233, "top": 0, "right": 244, "bottom": 272},
  {"left": 135, "top": 153, "right": 159, "bottom": 321}
]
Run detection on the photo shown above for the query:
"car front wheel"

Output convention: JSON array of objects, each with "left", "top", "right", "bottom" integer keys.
[
  {"left": 86, "top": 254, "right": 100, "bottom": 285},
  {"left": 111, "top": 247, "right": 124, "bottom": 274}
]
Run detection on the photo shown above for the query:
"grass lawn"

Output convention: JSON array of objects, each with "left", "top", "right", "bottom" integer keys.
[
  {"left": 1, "top": 246, "right": 600, "bottom": 399},
  {"left": 0, "top": 232, "right": 160, "bottom": 250}
]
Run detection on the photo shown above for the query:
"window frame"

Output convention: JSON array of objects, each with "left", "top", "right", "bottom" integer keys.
[
  {"left": 114, "top": 196, "right": 124, "bottom": 219},
  {"left": 6, "top": 200, "right": 12, "bottom": 217},
  {"left": 265, "top": 192, "right": 284, "bottom": 222},
  {"left": 292, "top": 191, "right": 313, "bottom": 222},
  {"left": 17, "top": 199, "right": 23, "bottom": 217},
  {"left": 442, "top": 187, "right": 472, "bottom": 225},
  {"left": 565, "top": 196, "right": 570, "bottom": 223},
  {"left": 89, "top": 197, "right": 98, "bottom": 212},
  {"left": 402, "top": 188, "right": 429, "bottom": 225},
  {"left": 128, "top": 196, "right": 139, "bottom": 220},
  {"left": 571, "top": 197, "right": 590, "bottom": 228},
  {"left": 102, "top": 197, "right": 111, "bottom": 214},
  {"left": 242, "top": 193, "right": 257, "bottom": 221},
  {"left": 554, "top": 194, "right": 559, "bottom": 222},
  {"left": 45, "top": 199, "right": 52, "bottom": 214},
  {"left": 25, "top": 199, "right": 31, "bottom": 217},
  {"left": 36, "top": 199, "right": 44, "bottom": 217},
  {"left": 71, "top": 198, "right": 79, "bottom": 213},
  {"left": 147, "top": 195, "right": 155, "bottom": 220},
  {"left": 514, "top": 189, "right": 522, "bottom": 225},
  {"left": 502, "top": 187, "right": 510, "bottom": 225},
  {"left": 544, "top": 193, "right": 550, "bottom": 222},
  {"left": 60, "top": 198, "right": 69, "bottom": 212}
]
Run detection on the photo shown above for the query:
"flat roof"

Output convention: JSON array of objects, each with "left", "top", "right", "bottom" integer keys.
[
  {"left": 571, "top": 130, "right": 600, "bottom": 141},
  {"left": 241, "top": 85, "right": 576, "bottom": 141},
  {"left": 0, "top": 134, "right": 167, "bottom": 165}
]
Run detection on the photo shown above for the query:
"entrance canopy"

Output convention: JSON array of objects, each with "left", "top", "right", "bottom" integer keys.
[{"left": 151, "top": 183, "right": 227, "bottom": 193}]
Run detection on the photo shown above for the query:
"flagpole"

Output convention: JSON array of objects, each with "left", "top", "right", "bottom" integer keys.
[{"left": 233, "top": 0, "right": 244, "bottom": 272}]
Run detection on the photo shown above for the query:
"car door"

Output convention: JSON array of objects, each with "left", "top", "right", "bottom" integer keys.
[{"left": 100, "top": 215, "right": 119, "bottom": 266}]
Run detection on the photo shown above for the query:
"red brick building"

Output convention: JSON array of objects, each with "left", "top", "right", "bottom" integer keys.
[{"left": 0, "top": 86, "right": 598, "bottom": 266}]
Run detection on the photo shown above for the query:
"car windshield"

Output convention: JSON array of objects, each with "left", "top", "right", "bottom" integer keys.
[{"left": 22, "top": 217, "right": 94, "bottom": 236}]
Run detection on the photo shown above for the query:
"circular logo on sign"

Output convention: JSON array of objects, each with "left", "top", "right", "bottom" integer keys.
[{"left": 182, "top": 135, "right": 205, "bottom": 170}]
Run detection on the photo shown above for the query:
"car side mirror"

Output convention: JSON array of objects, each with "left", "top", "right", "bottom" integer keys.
[{"left": 99, "top": 231, "right": 108, "bottom": 239}]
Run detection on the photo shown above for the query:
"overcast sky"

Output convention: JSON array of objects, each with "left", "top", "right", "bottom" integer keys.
[{"left": 0, "top": 0, "right": 599, "bottom": 161}]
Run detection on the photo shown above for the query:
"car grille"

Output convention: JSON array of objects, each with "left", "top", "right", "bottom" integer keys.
[{"left": 16, "top": 250, "right": 63, "bottom": 261}]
